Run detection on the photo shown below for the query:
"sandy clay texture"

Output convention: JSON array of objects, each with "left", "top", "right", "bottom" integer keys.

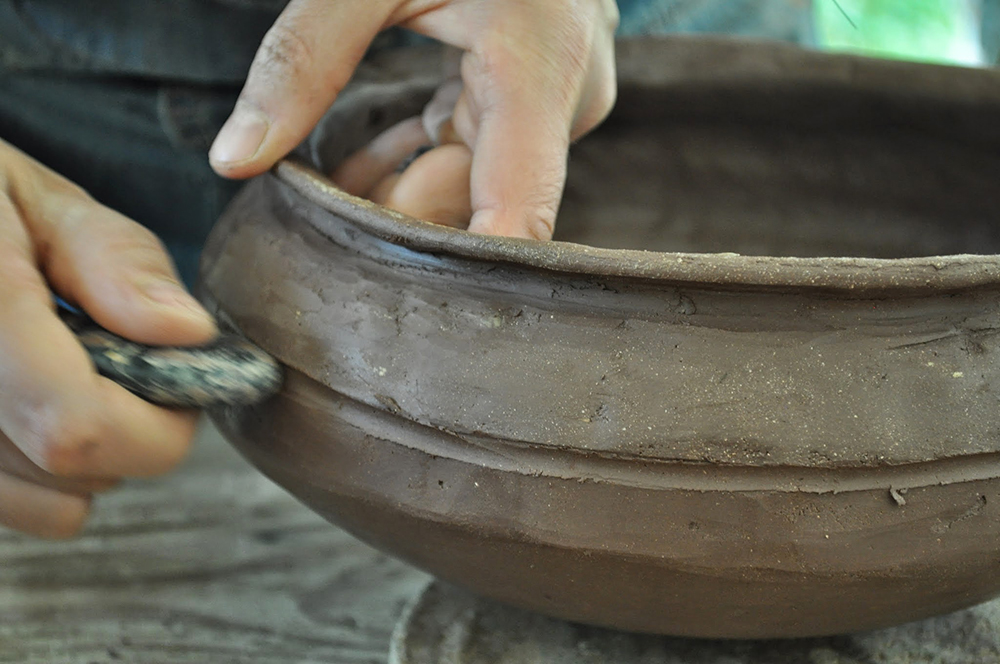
[{"left": 200, "top": 37, "right": 1000, "bottom": 638}]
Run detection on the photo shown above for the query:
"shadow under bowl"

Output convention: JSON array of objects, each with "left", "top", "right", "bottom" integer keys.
[{"left": 199, "top": 37, "right": 1000, "bottom": 638}]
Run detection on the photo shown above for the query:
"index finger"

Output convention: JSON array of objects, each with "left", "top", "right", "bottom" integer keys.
[{"left": 449, "top": 3, "right": 599, "bottom": 240}]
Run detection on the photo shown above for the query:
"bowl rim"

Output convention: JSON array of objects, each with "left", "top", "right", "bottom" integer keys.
[
  {"left": 276, "top": 160, "right": 1000, "bottom": 294},
  {"left": 274, "top": 35, "right": 1000, "bottom": 295}
]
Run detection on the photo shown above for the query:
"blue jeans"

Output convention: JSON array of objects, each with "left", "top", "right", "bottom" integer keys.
[{"left": 0, "top": 0, "right": 815, "bottom": 285}]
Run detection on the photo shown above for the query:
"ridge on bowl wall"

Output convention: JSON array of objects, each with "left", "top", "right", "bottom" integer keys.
[{"left": 199, "top": 37, "right": 1000, "bottom": 638}]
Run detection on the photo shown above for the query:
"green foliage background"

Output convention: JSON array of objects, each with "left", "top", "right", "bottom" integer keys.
[{"left": 815, "top": 0, "right": 981, "bottom": 64}]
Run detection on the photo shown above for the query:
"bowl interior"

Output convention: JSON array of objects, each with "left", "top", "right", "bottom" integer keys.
[
  {"left": 556, "top": 85, "right": 1000, "bottom": 259},
  {"left": 309, "top": 42, "right": 1000, "bottom": 261}
]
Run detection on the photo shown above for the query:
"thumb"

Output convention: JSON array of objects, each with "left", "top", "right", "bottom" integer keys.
[
  {"left": 209, "top": 0, "right": 397, "bottom": 179},
  {"left": 13, "top": 158, "right": 216, "bottom": 346}
]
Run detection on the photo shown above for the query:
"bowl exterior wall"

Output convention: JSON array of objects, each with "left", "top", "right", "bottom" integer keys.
[
  {"left": 202, "top": 177, "right": 1000, "bottom": 471},
  {"left": 212, "top": 369, "right": 1000, "bottom": 638},
  {"left": 199, "top": 38, "right": 1000, "bottom": 638}
]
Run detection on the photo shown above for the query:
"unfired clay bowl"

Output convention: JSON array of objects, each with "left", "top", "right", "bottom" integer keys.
[{"left": 200, "top": 37, "right": 1000, "bottom": 638}]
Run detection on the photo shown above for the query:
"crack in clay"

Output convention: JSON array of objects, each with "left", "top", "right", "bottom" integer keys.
[
  {"left": 931, "top": 494, "right": 988, "bottom": 534},
  {"left": 886, "top": 332, "right": 964, "bottom": 350}
]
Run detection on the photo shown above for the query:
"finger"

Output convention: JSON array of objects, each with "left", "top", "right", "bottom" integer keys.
[
  {"left": 422, "top": 78, "right": 463, "bottom": 144},
  {"left": 0, "top": 155, "right": 201, "bottom": 480},
  {"left": 329, "top": 117, "right": 429, "bottom": 197},
  {"left": 0, "top": 470, "right": 90, "bottom": 539},
  {"left": 35, "top": 380, "right": 200, "bottom": 479},
  {"left": 3, "top": 144, "right": 216, "bottom": 346},
  {"left": 380, "top": 144, "right": 473, "bottom": 229},
  {"left": 436, "top": 118, "right": 461, "bottom": 146},
  {"left": 452, "top": 5, "right": 601, "bottom": 240},
  {"left": 210, "top": 0, "right": 397, "bottom": 179},
  {"left": 0, "top": 266, "right": 201, "bottom": 479},
  {"left": 0, "top": 430, "right": 117, "bottom": 494},
  {"left": 570, "top": 10, "right": 618, "bottom": 141},
  {"left": 369, "top": 172, "right": 401, "bottom": 205}
]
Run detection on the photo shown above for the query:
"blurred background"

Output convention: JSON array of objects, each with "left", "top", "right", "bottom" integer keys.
[
  {"left": 615, "top": 0, "right": 999, "bottom": 67},
  {"left": 814, "top": 0, "right": 998, "bottom": 66}
]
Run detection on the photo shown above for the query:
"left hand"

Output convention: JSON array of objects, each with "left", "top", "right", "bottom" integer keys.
[{"left": 209, "top": 0, "right": 619, "bottom": 240}]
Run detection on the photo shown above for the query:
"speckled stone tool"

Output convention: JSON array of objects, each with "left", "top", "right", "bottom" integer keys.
[{"left": 59, "top": 301, "right": 283, "bottom": 408}]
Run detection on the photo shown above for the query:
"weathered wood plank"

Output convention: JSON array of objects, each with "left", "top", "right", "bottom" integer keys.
[{"left": 0, "top": 419, "right": 430, "bottom": 664}]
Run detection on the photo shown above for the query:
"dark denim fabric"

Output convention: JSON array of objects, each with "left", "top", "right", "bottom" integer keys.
[
  {"left": 0, "top": 0, "right": 814, "bottom": 285},
  {"left": 0, "top": 0, "right": 280, "bottom": 80},
  {"left": 0, "top": 1, "right": 283, "bottom": 284},
  {"left": 0, "top": 75, "right": 244, "bottom": 284}
]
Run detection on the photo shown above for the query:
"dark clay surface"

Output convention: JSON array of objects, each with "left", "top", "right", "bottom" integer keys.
[
  {"left": 208, "top": 367, "right": 1000, "bottom": 638},
  {"left": 200, "top": 37, "right": 1000, "bottom": 637}
]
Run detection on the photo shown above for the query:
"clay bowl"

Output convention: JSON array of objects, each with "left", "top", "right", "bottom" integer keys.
[{"left": 199, "top": 37, "right": 1000, "bottom": 638}]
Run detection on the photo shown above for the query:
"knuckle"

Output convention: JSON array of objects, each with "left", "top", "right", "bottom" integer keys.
[
  {"left": 518, "top": 190, "right": 562, "bottom": 241},
  {"left": 0, "top": 242, "right": 48, "bottom": 298},
  {"left": 466, "top": 40, "right": 510, "bottom": 94},
  {"left": 41, "top": 176, "right": 92, "bottom": 204},
  {"left": 44, "top": 438, "right": 98, "bottom": 477},
  {"left": 560, "top": 10, "right": 595, "bottom": 62},
  {"left": 524, "top": 206, "right": 558, "bottom": 241},
  {"left": 526, "top": 177, "right": 565, "bottom": 240},
  {"left": 43, "top": 500, "right": 91, "bottom": 540},
  {"left": 39, "top": 196, "right": 180, "bottom": 283},
  {"left": 45, "top": 193, "right": 99, "bottom": 233},
  {"left": 109, "top": 227, "right": 167, "bottom": 259},
  {"left": 15, "top": 402, "right": 102, "bottom": 476},
  {"left": 477, "top": 8, "right": 593, "bottom": 115},
  {"left": 602, "top": 0, "right": 621, "bottom": 32},
  {"left": 575, "top": 78, "right": 617, "bottom": 138},
  {"left": 254, "top": 23, "right": 315, "bottom": 83},
  {"left": 548, "top": 1, "right": 596, "bottom": 66},
  {"left": 44, "top": 436, "right": 101, "bottom": 478},
  {"left": 96, "top": 226, "right": 173, "bottom": 275},
  {"left": 88, "top": 477, "right": 121, "bottom": 492},
  {"left": 594, "top": 76, "right": 618, "bottom": 119}
]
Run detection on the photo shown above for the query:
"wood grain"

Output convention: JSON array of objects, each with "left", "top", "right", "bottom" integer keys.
[{"left": 0, "top": 419, "right": 430, "bottom": 664}]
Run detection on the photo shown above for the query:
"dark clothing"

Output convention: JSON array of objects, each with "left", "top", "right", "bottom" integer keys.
[
  {"left": 0, "top": 1, "right": 282, "bottom": 282},
  {"left": 0, "top": 0, "right": 279, "bottom": 81},
  {"left": 0, "top": 75, "right": 242, "bottom": 282}
]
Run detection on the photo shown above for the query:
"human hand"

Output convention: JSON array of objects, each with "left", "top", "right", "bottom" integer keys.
[
  {"left": 209, "top": 0, "right": 619, "bottom": 239},
  {"left": 0, "top": 139, "right": 216, "bottom": 538}
]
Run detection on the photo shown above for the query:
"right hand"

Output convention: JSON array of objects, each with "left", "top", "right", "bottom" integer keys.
[
  {"left": 0, "top": 139, "right": 216, "bottom": 538},
  {"left": 210, "top": 0, "right": 619, "bottom": 240}
]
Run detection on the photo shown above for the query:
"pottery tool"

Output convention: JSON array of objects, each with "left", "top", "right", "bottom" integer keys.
[{"left": 58, "top": 298, "right": 283, "bottom": 408}]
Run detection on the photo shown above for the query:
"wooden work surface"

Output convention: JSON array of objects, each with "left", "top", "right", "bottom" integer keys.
[{"left": 0, "top": 420, "right": 431, "bottom": 664}]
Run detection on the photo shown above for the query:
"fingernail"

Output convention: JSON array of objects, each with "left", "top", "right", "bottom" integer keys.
[
  {"left": 143, "top": 280, "right": 212, "bottom": 320},
  {"left": 209, "top": 104, "right": 270, "bottom": 165}
]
